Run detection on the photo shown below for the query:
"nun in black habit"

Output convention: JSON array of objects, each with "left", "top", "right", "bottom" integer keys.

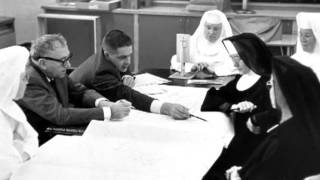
[
  {"left": 201, "top": 30, "right": 276, "bottom": 180},
  {"left": 223, "top": 33, "right": 320, "bottom": 180}
]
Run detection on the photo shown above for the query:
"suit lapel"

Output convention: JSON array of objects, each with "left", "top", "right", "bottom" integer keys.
[
  {"left": 52, "top": 77, "right": 69, "bottom": 106},
  {"left": 30, "top": 60, "right": 69, "bottom": 106}
]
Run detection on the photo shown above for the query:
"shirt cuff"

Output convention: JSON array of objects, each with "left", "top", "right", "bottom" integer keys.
[
  {"left": 22, "top": 142, "right": 38, "bottom": 161},
  {"left": 150, "top": 100, "right": 164, "bottom": 114},
  {"left": 95, "top": 98, "right": 108, "bottom": 107},
  {"left": 102, "top": 107, "right": 111, "bottom": 120}
]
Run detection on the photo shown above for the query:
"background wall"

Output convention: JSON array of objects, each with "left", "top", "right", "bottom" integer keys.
[{"left": 0, "top": 0, "right": 55, "bottom": 43}]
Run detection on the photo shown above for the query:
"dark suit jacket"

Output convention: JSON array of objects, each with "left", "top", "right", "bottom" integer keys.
[
  {"left": 70, "top": 48, "right": 154, "bottom": 112},
  {"left": 18, "top": 61, "right": 105, "bottom": 127}
]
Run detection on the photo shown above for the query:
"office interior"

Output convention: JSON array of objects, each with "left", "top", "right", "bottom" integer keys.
[
  {"left": 1, "top": 0, "right": 320, "bottom": 72},
  {"left": 1, "top": 0, "right": 320, "bottom": 179}
]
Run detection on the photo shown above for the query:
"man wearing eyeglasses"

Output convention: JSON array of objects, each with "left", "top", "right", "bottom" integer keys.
[
  {"left": 17, "top": 34, "right": 131, "bottom": 143},
  {"left": 70, "top": 30, "right": 190, "bottom": 120}
]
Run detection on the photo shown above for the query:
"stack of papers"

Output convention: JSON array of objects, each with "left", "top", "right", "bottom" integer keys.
[
  {"left": 168, "top": 72, "right": 196, "bottom": 79},
  {"left": 133, "top": 73, "right": 170, "bottom": 95},
  {"left": 134, "top": 85, "right": 167, "bottom": 95},
  {"left": 134, "top": 73, "right": 170, "bottom": 87},
  {"left": 187, "top": 76, "right": 235, "bottom": 85},
  {"left": 187, "top": 79, "right": 224, "bottom": 85},
  {"left": 151, "top": 85, "right": 208, "bottom": 110}
]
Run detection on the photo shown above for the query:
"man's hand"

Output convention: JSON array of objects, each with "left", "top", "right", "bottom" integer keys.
[
  {"left": 122, "top": 75, "right": 135, "bottom": 87},
  {"left": 225, "top": 166, "right": 242, "bottom": 180},
  {"left": 231, "top": 101, "right": 257, "bottom": 113},
  {"left": 160, "top": 102, "right": 190, "bottom": 120},
  {"left": 191, "top": 62, "right": 209, "bottom": 72},
  {"left": 110, "top": 99, "right": 132, "bottom": 120}
]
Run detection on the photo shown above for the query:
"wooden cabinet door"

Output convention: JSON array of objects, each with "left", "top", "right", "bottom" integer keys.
[
  {"left": 104, "top": 13, "right": 135, "bottom": 70},
  {"left": 104, "top": 13, "right": 134, "bottom": 39},
  {"left": 46, "top": 17, "right": 98, "bottom": 67},
  {"left": 138, "top": 15, "right": 184, "bottom": 71},
  {"left": 42, "top": 10, "right": 134, "bottom": 68},
  {"left": 44, "top": 10, "right": 104, "bottom": 67}
]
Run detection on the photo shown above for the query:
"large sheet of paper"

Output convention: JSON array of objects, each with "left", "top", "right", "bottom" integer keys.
[
  {"left": 12, "top": 110, "right": 234, "bottom": 180},
  {"left": 83, "top": 110, "right": 234, "bottom": 180},
  {"left": 11, "top": 136, "right": 99, "bottom": 180},
  {"left": 12, "top": 86, "right": 234, "bottom": 180}
]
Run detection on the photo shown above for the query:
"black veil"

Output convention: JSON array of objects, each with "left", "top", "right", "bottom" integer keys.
[
  {"left": 223, "top": 33, "right": 320, "bottom": 150},
  {"left": 223, "top": 33, "right": 320, "bottom": 179}
]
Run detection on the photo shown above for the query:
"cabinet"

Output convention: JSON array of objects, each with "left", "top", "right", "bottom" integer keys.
[
  {"left": 104, "top": 13, "right": 134, "bottom": 38},
  {"left": 43, "top": 9, "right": 134, "bottom": 68},
  {"left": 139, "top": 15, "right": 183, "bottom": 70},
  {"left": 38, "top": 14, "right": 101, "bottom": 67},
  {"left": 184, "top": 16, "right": 201, "bottom": 34},
  {"left": 0, "top": 17, "right": 16, "bottom": 49},
  {"left": 103, "top": 13, "right": 135, "bottom": 69},
  {"left": 45, "top": 9, "right": 134, "bottom": 38},
  {"left": 42, "top": 5, "right": 202, "bottom": 71},
  {"left": 42, "top": 4, "right": 299, "bottom": 71},
  {"left": 138, "top": 15, "right": 200, "bottom": 70},
  {"left": 44, "top": 6, "right": 200, "bottom": 71}
]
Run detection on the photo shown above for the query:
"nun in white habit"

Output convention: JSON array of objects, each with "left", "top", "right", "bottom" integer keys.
[
  {"left": 170, "top": 10, "right": 238, "bottom": 76},
  {"left": 0, "top": 46, "right": 38, "bottom": 180},
  {"left": 291, "top": 12, "right": 320, "bottom": 81}
]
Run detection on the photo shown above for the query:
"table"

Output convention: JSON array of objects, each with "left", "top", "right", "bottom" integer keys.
[
  {"left": 12, "top": 71, "right": 235, "bottom": 180},
  {"left": 43, "top": 69, "right": 233, "bottom": 138}
]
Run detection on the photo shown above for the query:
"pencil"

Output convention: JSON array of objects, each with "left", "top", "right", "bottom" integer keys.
[{"left": 189, "top": 113, "right": 208, "bottom": 122}]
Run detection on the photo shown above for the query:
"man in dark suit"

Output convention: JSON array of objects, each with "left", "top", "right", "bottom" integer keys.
[
  {"left": 18, "top": 34, "right": 131, "bottom": 143},
  {"left": 70, "top": 30, "right": 190, "bottom": 119}
]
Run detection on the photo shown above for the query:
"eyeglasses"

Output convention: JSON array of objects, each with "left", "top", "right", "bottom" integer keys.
[{"left": 35, "top": 53, "right": 72, "bottom": 67}]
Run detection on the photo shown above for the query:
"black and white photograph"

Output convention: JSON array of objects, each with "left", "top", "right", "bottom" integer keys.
[{"left": 0, "top": 0, "right": 320, "bottom": 179}]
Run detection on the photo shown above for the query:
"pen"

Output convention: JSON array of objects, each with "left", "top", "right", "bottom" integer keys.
[{"left": 189, "top": 113, "right": 207, "bottom": 122}]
